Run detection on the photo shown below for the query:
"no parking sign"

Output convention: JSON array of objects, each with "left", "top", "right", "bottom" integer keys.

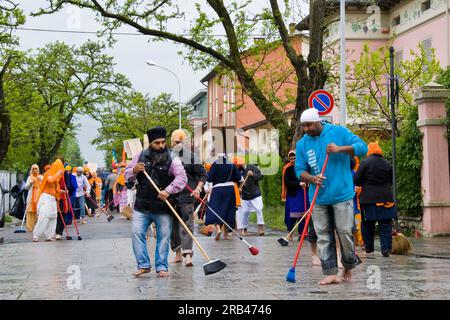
[{"left": 308, "top": 90, "right": 334, "bottom": 116}]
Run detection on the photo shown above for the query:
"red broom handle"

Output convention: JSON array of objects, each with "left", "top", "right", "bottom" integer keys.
[
  {"left": 303, "top": 185, "right": 307, "bottom": 214},
  {"left": 291, "top": 153, "right": 329, "bottom": 268}
]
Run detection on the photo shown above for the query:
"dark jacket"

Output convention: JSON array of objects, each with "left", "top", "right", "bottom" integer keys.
[
  {"left": 175, "top": 147, "right": 208, "bottom": 204},
  {"left": 284, "top": 165, "right": 302, "bottom": 198},
  {"left": 241, "top": 164, "right": 263, "bottom": 200},
  {"left": 134, "top": 148, "right": 175, "bottom": 213},
  {"left": 354, "top": 154, "right": 394, "bottom": 204}
]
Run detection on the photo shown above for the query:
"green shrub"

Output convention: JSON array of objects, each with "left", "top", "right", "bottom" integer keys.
[{"left": 396, "top": 106, "right": 423, "bottom": 217}]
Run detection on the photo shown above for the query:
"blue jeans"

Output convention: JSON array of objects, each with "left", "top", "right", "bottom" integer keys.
[
  {"left": 74, "top": 196, "right": 86, "bottom": 219},
  {"left": 312, "top": 199, "right": 358, "bottom": 275},
  {"left": 132, "top": 209, "right": 173, "bottom": 272}
]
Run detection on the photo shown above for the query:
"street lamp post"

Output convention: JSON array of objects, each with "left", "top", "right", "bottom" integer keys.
[
  {"left": 339, "top": 0, "right": 347, "bottom": 127},
  {"left": 145, "top": 60, "right": 182, "bottom": 129}
]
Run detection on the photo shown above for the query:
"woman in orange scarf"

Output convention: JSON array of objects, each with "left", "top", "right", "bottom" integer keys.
[
  {"left": 32, "top": 159, "right": 65, "bottom": 242},
  {"left": 113, "top": 170, "right": 128, "bottom": 214},
  {"left": 24, "top": 164, "right": 43, "bottom": 231},
  {"left": 90, "top": 172, "right": 102, "bottom": 201}
]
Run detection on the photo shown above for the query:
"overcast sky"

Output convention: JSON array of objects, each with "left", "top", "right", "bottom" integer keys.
[{"left": 16, "top": 0, "right": 307, "bottom": 167}]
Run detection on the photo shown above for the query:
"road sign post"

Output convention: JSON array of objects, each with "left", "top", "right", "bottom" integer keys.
[{"left": 308, "top": 90, "right": 335, "bottom": 116}]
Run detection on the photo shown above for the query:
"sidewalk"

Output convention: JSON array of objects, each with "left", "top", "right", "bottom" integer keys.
[{"left": 1, "top": 215, "right": 450, "bottom": 300}]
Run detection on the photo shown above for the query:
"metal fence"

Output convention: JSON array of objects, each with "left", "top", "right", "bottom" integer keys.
[{"left": 0, "top": 170, "right": 20, "bottom": 212}]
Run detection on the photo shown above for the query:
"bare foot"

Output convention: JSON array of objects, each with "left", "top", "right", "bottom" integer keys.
[
  {"left": 157, "top": 270, "right": 170, "bottom": 278},
  {"left": 311, "top": 255, "right": 321, "bottom": 266},
  {"left": 319, "top": 275, "right": 342, "bottom": 285},
  {"left": 172, "top": 250, "right": 182, "bottom": 263},
  {"left": 185, "top": 254, "right": 193, "bottom": 267},
  {"left": 341, "top": 268, "right": 352, "bottom": 282},
  {"left": 215, "top": 230, "right": 221, "bottom": 241}
]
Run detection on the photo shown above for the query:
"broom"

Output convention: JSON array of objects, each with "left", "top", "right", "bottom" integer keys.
[
  {"left": 185, "top": 184, "right": 260, "bottom": 256},
  {"left": 239, "top": 174, "right": 250, "bottom": 192},
  {"left": 278, "top": 184, "right": 308, "bottom": 246},
  {"left": 286, "top": 154, "right": 329, "bottom": 283},
  {"left": 14, "top": 213, "right": 27, "bottom": 233},
  {"left": 143, "top": 171, "right": 226, "bottom": 275},
  {"left": 193, "top": 194, "right": 207, "bottom": 224}
]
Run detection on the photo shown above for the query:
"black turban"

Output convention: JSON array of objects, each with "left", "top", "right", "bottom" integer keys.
[{"left": 147, "top": 126, "right": 166, "bottom": 143}]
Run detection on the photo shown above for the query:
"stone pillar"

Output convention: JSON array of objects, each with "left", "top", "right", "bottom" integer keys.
[{"left": 415, "top": 82, "right": 450, "bottom": 236}]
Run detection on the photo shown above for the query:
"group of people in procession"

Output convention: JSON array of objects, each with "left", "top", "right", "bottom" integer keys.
[
  {"left": 22, "top": 157, "right": 133, "bottom": 242},
  {"left": 20, "top": 106, "right": 397, "bottom": 285}
]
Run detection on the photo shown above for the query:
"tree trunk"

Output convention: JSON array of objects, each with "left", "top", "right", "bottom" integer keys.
[
  {"left": 288, "top": 0, "right": 328, "bottom": 155},
  {"left": 0, "top": 68, "right": 11, "bottom": 166}
]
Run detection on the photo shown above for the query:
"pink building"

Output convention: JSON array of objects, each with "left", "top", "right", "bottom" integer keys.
[
  {"left": 297, "top": 0, "right": 450, "bottom": 125},
  {"left": 201, "top": 34, "right": 309, "bottom": 152}
]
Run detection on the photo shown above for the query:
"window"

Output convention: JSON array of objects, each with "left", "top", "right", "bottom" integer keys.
[
  {"left": 421, "top": 0, "right": 431, "bottom": 13},
  {"left": 392, "top": 15, "right": 401, "bottom": 26}
]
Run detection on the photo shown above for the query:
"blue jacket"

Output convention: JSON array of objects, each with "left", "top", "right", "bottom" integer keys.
[{"left": 295, "top": 122, "right": 368, "bottom": 205}]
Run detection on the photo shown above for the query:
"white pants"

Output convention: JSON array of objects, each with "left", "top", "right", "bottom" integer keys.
[
  {"left": 127, "top": 189, "right": 136, "bottom": 209},
  {"left": 236, "top": 196, "right": 264, "bottom": 229},
  {"left": 33, "top": 193, "right": 57, "bottom": 240}
]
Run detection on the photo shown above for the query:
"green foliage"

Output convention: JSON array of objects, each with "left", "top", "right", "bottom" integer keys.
[
  {"left": 58, "top": 134, "right": 84, "bottom": 167},
  {"left": 92, "top": 91, "right": 191, "bottom": 169},
  {"left": 249, "top": 205, "right": 285, "bottom": 230},
  {"left": 347, "top": 43, "right": 442, "bottom": 135},
  {"left": 396, "top": 106, "right": 423, "bottom": 217},
  {"left": 260, "top": 158, "right": 284, "bottom": 207},
  {"left": 2, "top": 40, "right": 131, "bottom": 169}
]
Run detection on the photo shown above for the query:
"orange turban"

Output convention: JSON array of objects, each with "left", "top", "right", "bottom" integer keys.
[
  {"left": 232, "top": 156, "right": 245, "bottom": 167},
  {"left": 171, "top": 129, "right": 187, "bottom": 142},
  {"left": 367, "top": 141, "right": 383, "bottom": 157}
]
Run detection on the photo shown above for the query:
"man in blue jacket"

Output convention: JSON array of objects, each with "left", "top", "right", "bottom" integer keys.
[{"left": 295, "top": 108, "right": 368, "bottom": 285}]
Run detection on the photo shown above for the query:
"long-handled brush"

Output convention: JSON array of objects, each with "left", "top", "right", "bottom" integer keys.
[
  {"left": 193, "top": 194, "right": 208, "bottom": 222},
  {"left": 143, "top": 172, "right": 226, "bottom": 275},
  {"left": 239, "top": 174, "right": 250, "bottom": 192},
  {"left": 286, "top": 154, "right": 329, "bottom": 283},
  {"left": 278, "top": 209, "right": 309, "bottom": 247},
  {"left": 14, "top": 213, "right": 27, "bottom": 233},
  {"left": 56, "top": 200, "right": 72, "bottom": 240},
  {"left": 65, "top": 188, "right": 83, "bottom": 240},
  {"left": 85, "top": 195, "right": 114, "bottom": 222},
  {"left": 185, "top": 184, "right": 259, "bottom": 256},
  {"left": 278, "top": 185, "right": 308, "bottom": 246}
]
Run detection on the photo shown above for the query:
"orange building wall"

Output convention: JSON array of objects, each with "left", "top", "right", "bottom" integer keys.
[{"left": 207, "top": 36, "right": 305, "bottom": 130}]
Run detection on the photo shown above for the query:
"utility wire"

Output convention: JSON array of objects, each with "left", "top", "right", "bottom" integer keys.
[{"left": 16, "top": 27, "right": 266, "bottom": 38}]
